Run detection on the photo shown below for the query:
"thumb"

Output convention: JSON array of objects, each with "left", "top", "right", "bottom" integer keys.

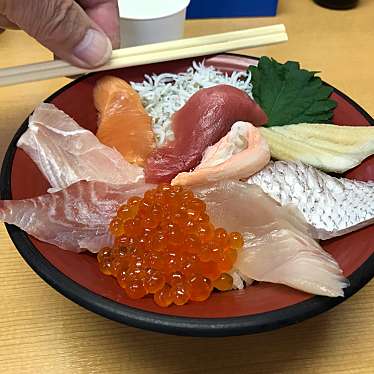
[{"left": 1, "top": 0, "right": 112, "bottom": 68}]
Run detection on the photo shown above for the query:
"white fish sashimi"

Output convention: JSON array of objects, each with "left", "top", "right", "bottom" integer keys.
[
  {"left": 194, "top": 180, "right": 313, "bottom": 238},
  {"left": 17, "top": 103, "right": 144, "bottom": 192},
  {"left": 247, "top": 161, "right": 374, "bottom": 239},
  {"left": 194, "top": 180, "right": 348, "bottom": 297},
  {"left": 237, "top": 229, "right": 349, "bottom": 297},
  {"left": 0, "top": 181, "right": 152, "bottom": 253},
  {"left": 171, "top": 121, "right": 270, "bottom": 186}
]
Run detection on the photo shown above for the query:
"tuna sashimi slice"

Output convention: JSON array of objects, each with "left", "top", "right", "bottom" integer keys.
[
  {"left": 171, "top": 122, "right": 270, "bottom": 186},
  {"left": 0, "top": 181, "right": 151, "bottom": 253},
  {"left": 17, "top": 103, "right": 144, "bottom": 192},
  {"left": 145, "top": 84, "right": 268, "bottom": 183}
]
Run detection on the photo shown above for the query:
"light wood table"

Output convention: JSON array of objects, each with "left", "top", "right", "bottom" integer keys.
[{"left": 1, "top": 1, "right": 373, "bottom": 373}]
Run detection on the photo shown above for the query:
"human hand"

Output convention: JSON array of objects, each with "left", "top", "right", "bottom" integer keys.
[{"left": 0, "top": 0, "right": 120, "bottom": 67}]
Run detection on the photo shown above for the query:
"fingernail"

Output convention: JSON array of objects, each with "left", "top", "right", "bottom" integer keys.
[{"left": 73, "top": 29, "right": 112, "bottom": 67}]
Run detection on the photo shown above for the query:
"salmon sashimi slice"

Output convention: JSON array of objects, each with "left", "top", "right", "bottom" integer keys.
[
  {"left": 194, "top": 181, "right": 348, "bottom": 297},
  {"left": 94, "top": 76, "right": 155, "bottom": 166},
  {"left": 144, "top": 84, "right": 268, "bottom": 183},
  {"left": 17, "top": 103, "right": 144, "bottom": 193},
  {"left": 0, "top": 181, "right": 152, "bottom": 253},
  {"left": 172, "top": 121, "right": 270, "bottom": 186}
]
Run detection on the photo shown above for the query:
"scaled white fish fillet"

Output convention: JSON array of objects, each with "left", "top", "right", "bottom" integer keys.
[
  {"left": 194, "top": 180, "right": 348, "bottom": 297},
  {"left": 260, "top": 123, "right": 374, "bottom": 173},
  {"left": 0, "top": 181, "right": 151, "bottom": 253},
  {"left": 247, "top": 161, "right": 374, "bottom": 239},
  {"left": 17, "top": 103, "right": 144, "bottom": 192},
  {"left": 236, "top": 229, "right": 349, "bottom": 297}
]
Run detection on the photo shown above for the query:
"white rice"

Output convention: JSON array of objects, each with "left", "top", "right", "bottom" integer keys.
[{"left": 131, "top": 61, "right": 252, "bottom": 146}]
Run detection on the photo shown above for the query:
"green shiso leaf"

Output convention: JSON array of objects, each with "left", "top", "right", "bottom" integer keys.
[{"left": 248, "top": 57, "right": 337, "bottom": 127}]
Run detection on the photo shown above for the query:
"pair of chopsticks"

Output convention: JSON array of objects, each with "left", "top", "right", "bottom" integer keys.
[{"left": 0, "top": 24, "right": 287, "bottom": 87}]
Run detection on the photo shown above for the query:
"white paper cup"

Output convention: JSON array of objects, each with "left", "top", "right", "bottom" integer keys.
[{"left": 118, "top": 0, "right": 190, "bottom": 48}]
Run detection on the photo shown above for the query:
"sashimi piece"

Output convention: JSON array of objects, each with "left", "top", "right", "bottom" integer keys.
[
  {"left": 247, "top": 161, "right": 374, "bottom": 239},
  {"left": 130, "top": 61, "right": 253, "bottom": 146},
  {"left": 194, "top": 180, "right": 348, "bottom": 297},
  {"left": 145, "top": 84, "right": 268, "bottom": 183},
  {"left": 236, "top": 229, "right": 349, "bottom": 297},
  {"left": 17, "top": 103, "right": 144, "bottom": 193},
  {"left": 172, "top": 122, "right": 270, "bottom": 186},
  {"left": 94, "top": 76, "right": 155, "bottom": 166},
  {"left": 194, "top": 180, "right": 314, "bottom": 238},
  {"left": 0, "top": 181, "right": 152, "bottom": 253}
]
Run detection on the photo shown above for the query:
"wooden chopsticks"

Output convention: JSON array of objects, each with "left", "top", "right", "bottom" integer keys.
[{"left": 0, "top": 24, "right": 287, "bottom": 87}]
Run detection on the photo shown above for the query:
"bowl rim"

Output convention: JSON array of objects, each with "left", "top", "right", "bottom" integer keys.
[{"left": 1, "top": 53, "right": 373, "bottom": 337}]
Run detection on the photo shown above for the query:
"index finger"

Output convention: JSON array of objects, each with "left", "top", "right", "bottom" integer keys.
[{"left": 78, "top": 0, "right": 120, "bottom": 48}]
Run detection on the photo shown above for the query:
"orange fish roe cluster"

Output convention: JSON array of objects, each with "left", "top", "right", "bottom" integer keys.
[{"left": 97, "top": 183, "right": 244, "bottom": 307}]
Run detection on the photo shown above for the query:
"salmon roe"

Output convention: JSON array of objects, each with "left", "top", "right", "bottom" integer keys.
[{"left": 97, "top": 183, "right": 243, "bottom": 307}]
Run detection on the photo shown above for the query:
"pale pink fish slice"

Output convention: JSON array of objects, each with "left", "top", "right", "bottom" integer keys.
[
  {"left": 194, "top": 180, "right": 348, "bottom": 297},
  {"left": 17, "top": 103, "right": 144, "bottom": 192},
  {"left": 0, "top": 181, "right": 152, "bottom": 253},
  {"left": 172, "top": 122, "right": 270, "bottom": 186},
  {"left": 194, "top": 180, "right": 313, "bottom": 238},
  {"left": 236, "top": 229, "right": 349, "bottom": 297}
]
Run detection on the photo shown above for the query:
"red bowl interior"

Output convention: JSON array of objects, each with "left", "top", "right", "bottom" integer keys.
[{"left": 9, "top": 54, "right": 374, "bottom": 319}]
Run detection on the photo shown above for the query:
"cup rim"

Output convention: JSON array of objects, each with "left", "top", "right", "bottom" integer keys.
[{"left": 119, "top": 0, "right": 190, "bottom": 21}]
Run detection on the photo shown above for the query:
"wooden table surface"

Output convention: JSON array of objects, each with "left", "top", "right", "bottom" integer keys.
[{"left": 1, "top": 0, "right": 373, "bottom": 373}]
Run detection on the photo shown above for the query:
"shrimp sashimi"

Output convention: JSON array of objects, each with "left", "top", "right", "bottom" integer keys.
[
  {"left": 0, "top": 181, "right": 152, "bottom": 253},
  {"left": 94, "top": 76, "right": 155, "bottom": 166},
  {"left": 172, "top": 122, "right": 270, "bottom": 186},
  {"left": 17, "top": 103, "right": 144, "bottom": 193},
  {"left": 144, "top": 85, "right": 268, "bottom": 183},
  {"left": 195, "top": 181, "right": 348, "bottom": 297}
]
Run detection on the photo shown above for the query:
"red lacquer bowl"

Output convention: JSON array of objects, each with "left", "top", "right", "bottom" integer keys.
[{"left": 1, "top": 54, "right": 373, "bottom": 336}]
